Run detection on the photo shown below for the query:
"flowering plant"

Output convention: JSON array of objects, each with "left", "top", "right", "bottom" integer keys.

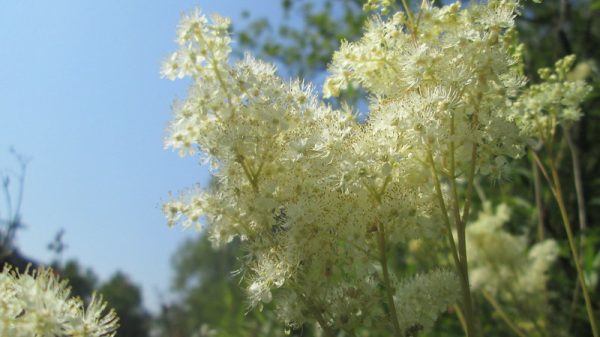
[
  {"left": 0, "top": 264, "right": 118, "bottom": 337},
  {"left": 162, "top": 1, "right": 593, "bottom": 336}
]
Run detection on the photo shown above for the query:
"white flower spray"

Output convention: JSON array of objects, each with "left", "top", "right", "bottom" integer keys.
[
  {"left": 162, "top": 1, "right": 593, "bottom": 336},
  {"left": 0, "top": 264, "right": 118, "bottom": 337}
]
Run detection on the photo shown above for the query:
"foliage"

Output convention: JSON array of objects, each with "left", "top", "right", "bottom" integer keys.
[
  {"left": 98, "top": 272, "right": 151, "bottom": 337},
  {"left": 236, "top": 0, "right": 365, "bottom": 79}
]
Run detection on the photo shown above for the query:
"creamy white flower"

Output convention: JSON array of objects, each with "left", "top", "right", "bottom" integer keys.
[
  {"left": 513, "top": 55, "right": 592, "bottom": 139},
  {"left": 0, "top": 264, "right": 118, "bottom": 337},
  {"left": 162, "top": 1, "right": 582, "bottom": 332},
  {"left": 467, "top": 203, "right": 558, "bottom": 298}
]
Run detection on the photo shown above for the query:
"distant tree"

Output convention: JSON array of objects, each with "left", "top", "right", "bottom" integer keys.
[
  {"left": 237, "top": 0, "right": 365, "bottom": 79},
  {"left": 99, "top": 271, "right": 151, "bottom": 337},
  {"left": 52, "top": 259, "right": 98, "bottom": 301}
]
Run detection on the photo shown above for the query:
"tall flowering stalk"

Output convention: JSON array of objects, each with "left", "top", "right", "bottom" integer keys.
[
  {"left": 162, "top": 1, "right": 592, "bottom": 336},
  {"left": 514, "top": 55, "right": 597, "bottom": 337}
]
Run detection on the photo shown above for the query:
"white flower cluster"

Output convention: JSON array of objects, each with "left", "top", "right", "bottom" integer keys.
[
  {"left": 362, "top": 0, "right": 394, "bottom": 14},
  {"left": 162, "top": 7, "right": 456, "bottom": 332},
  {"left": 513, "top": 55, "right": 592, "bottom": 140},
  {"left": 0, "top": 264, "right": 118, "bottom": 337},
  {"left": 326, "top": 0, "right": 526, "bottom": 178},
  {"left": 393, "top": 270, "right": 460, "bottom": 335},
  {"left": 162, "top": 1, "right": 585, "bottom": 334},
  {"left": 466, "top": 203, "right": 559, "bottom": 297}
]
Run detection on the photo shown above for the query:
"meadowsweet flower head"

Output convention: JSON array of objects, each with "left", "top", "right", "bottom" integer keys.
[
  {"left": 326, "top": 0, "right": 527, "bottom": 179},
  {"left": 162, "top": 6, "right": 453, "bottom": 329},
  {"left": 363, "top": 0, "right": 394, "bottom": 14},
  {"left": 0, "top": 264, "right": 118, "bottom": 337},
  {"left": 466, "top": 203, "right": 558, "bottom": 297},
  {"left": 393, "top": 269, "right": 460, "bottom": 335},
  {"left": 162, "top": 1, "right": 578, "bottom": 333},
  {"left": 513, "top": 55, "right": 592, "bottom": 139}
]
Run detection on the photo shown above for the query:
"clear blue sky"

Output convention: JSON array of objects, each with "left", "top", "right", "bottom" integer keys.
[{"left": 0, "top": 0, "right": 285, "bottom": 312}]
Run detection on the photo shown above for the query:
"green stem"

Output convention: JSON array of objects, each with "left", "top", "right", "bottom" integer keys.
[
  {"left": 532, "top": 150, "right": 599, "bottom": 337},
  {"left": 454, "top": 304, "right": 468, "bottom": 335},
  {"left": 400, "top": 0, "right": 415, "bottom": 29},
  {"left": 425, "top": 145, "right": 475, "bottom": 337},
  {"left": 376, "top": 220, "right": 403, "bottom": 337},
  {"left": 449, "top": 114, "right": 464, "bottom": 234},
  {"left": 460, "top": 119, "right": 479, "bottom": 225},
  {"left": 530, "top": 150, "right": 545, "bottom": 241},
  {"left": 450, "top": 118, "right": 476, "bottom": 337},
  {"left": 549, "top": 162, "right": 599, "bottom": 337},
  {"left": 564, "top": 126, "right": 587, "bottom": 262},
  {"left": 236, "top": 156, "right": 258, "bottom": 192},
  {"left": 211, "top": 60, "right": 235, "bottom": 111},
  {"left": 481, "top": 291, "right": 527, "bottom": 337},
  {"left": 503, "top": 287, "right": 546, "bottom": 337},
  {"left": 425, "top": 146, "right": 460, "bottom": 269},
  {"left": 448, "top": 115, "right": 471, "bottom": 309}
]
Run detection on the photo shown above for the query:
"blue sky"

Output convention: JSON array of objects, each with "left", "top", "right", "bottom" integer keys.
[{"left": 0, "top": 0, "right": 287, "bottom": 312}]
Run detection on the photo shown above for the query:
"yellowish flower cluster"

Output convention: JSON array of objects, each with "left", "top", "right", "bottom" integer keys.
[
  {"left": 162, "top": 1, "right": 588, "bottom": 334},
  {"left": 162, "top": 8, "right": 455, "bottom": 331},
  {"left": 466, "top": 203, "right": 558, "bottom": 297},
  {"left": 513, "top": 55, "right": 592, "bottom": 141},
  {"left": 0, "top": 264, "right": 118, "bottom": 337},
  {"left": 326, "top": 0, "right": 526, "bottom": 178}
]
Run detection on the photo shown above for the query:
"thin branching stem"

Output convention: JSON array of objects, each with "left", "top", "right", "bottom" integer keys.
[
  {"left": 533, "top": 148, "right": 599, "bottom": 337},
  {"left": 453, "top": 304, "right": 468, "bottom": 334},
  {"left": 481, "top": 291, "right": 527, "bottom": 337},
  {"left": 563, "top": 125, "right": 587, "bottom": 238},
  {"left": 449, "top": 114, "right": 464, "bottom": 239},
  {"left": 376, "top": 220, "right": 403, "bottom": 337},
  {"left": 400, "top": 0, "right": 415, "bottom": 29},
  {"left": 425, "top": 146, "right": 460, "bottom": 268},
  {"left": 425, "top": 144, "right": 475, "bottom": 337},
  {"left": 530, "top": 151, "right": 545, "bottom": 241},
  {"left": 548, "top": 160, "right": 599, "bottom": 337},
  {"left": 461, "top": 105, "right": 480, "bottom": 225},
  {"left": 238, "top": 157, "right": 258, "bottom": 192}
]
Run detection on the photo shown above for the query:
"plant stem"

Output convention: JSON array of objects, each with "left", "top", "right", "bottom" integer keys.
[
  {"left": 564, "top": 125, "right": 587, "bottom": 240},
  {"left": 449, "top": 114, "right": 464, "bottom": 239},
  {"left": 481, "top": 291, "right": 527, "bottom": 337},
  {"left": 453, "top": 304, "right": 468, "bottom": 334},
  {"left": 448, "top": 115, "right": 476, "bottom": 337},
  {"left": 532, "top": 150, "right": 599, "bottom": 337},
  {"left": 549, "top": 162, "right": 599, "bottom": 337},
  {"left": 238, "top": 157, "right": 258, "bottom": 192},
  {"left": 376, "top": 221, "right": 403, "bottom": 337},
  {"left": 461, "top": 116, "right": 479, "bottom": 225},
  {"left": 425, "top": 145, "right": 475, "bottom": 337},
  {"left": 530, "top": 151, "right": 545, "bottom": 241},
  {"left": 400, "top": 0, "right": 415, "bottom": 29}
]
